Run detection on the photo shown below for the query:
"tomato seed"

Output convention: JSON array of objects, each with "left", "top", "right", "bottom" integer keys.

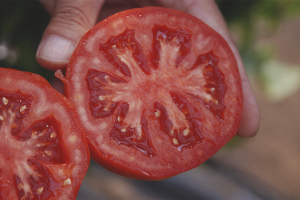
[
  {"left": 172, "top": 138, "right": 179, "bottom": 145},
  {"left": 36, "top": 186, "right": 44, "bottom": 194},
  {"left": 19, "top": 105, "right": 27, "bottom": 113},
  {"left": 98, "top": 95, "right": 105, "bottom": 101},
  {"left": 50, "top": 133, "right": 56, "bottom": 138},
  {"left": 44, "top": 150, "right": 52, "bottom": 156},
  {"left": 2, "top": 97, "right": 8, "bottom": 105},
  {"left": 121, "top": 128, "right": 126, "bottom": 133},
  {"left": 183, "top": 129, "right": 190, "bottom": 136},
  {"left": 63, "top": 178, "right": 71, "bottom": 186},
  {"left": 154, "top": 110, "right": 161, "bottom": 118}
]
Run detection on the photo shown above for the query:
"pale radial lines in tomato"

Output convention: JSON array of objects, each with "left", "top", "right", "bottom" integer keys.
[
  {"left": 0, "top": 95, "right": 70, "bottom": 198},
  {"left": 89, "top": 25, "right": 226, "bottom": 155}
]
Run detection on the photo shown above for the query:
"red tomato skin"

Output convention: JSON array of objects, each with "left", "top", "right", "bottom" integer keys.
[
  {"left": 0, "top": 68, "right": 90, "bottom": 199},
  {"left": 64, "top": 7, "right": 243, "bottom": 180}
]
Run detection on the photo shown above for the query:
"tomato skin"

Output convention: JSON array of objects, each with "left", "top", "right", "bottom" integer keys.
[
  {"left": 0, "top": 68, "right": 90, "bottom": 199},
  {"left": 64, "top": 7, "right": 243, "bottom": 180}
]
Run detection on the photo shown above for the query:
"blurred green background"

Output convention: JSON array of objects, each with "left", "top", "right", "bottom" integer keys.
[{"left": 1, "top": 0, "right": 300, "bottom": 200}]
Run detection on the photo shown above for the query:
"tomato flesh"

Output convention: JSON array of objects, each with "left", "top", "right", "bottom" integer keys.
[
  {"left": 110, "top": 102, "right": 156, "bottom": 157},
  {"left": 190, "top": 51, "right": 227, "bottom": 120},
  {"left": 64, "top": 7, "right": 243, "bottom": 180},
  {"left": 0, "top": 92, "right": 63, "bottom": 199},
  {"left": 100, "top": 28, "right": 151, "bottom": 76},
  {"left": 0, "top": 68, "right": 89, "bottom": 199}
]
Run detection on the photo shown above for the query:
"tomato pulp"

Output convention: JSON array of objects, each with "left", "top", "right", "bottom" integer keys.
[
  {"left": 0, "top": 68, "right": 89, "bottom": 199},
  {"left": 61, "top": 7, "right": 243, "bottom": 180}
]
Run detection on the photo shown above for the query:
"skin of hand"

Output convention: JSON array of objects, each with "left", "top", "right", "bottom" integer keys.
[{"left": 36, "top": 0, "right": 260, "bottom": 138}]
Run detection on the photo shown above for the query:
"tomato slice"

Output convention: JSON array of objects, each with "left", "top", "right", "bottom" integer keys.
[
  {"left": 0, "top": 68, "right": 89, "bottom": 199},
  {"left": 61, "top": 7, "right": 243, "bottom": 180}
]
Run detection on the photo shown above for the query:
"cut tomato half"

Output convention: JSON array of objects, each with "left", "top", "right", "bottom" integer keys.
[
  {"left": 61, "top": 7, "right": 243, "bottom": 180},
  {"left": 0, "top": 68, "right": 89, "bottom": 199}
]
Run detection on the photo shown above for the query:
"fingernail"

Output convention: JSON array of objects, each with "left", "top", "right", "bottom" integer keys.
[{"left": 36, "top": 35, "right": 75, "bottom": 63}]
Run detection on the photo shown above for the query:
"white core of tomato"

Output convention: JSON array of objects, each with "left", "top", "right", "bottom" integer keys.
[{"left": 96, "top": 38, "right": 214, "bottom": 140}]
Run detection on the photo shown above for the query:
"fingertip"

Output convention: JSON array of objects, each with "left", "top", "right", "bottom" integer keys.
[
  {"left": 36, "top": 35, "right": 75, "bottom": 71},
  {"left": 236, "top": 106, "right": 260, "bottom": 138}
]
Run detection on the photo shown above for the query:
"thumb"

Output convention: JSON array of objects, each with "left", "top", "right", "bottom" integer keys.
[{"left": 36, "top": 0, "right": 104, "bottom": 71}]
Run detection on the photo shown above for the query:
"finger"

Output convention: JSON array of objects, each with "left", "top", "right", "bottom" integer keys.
[
  {"left": 36, "top": 0, "right": 105, "bottom": 71},
  {"left": 158, "top": 0, "right": 260, "bottom": 137}
]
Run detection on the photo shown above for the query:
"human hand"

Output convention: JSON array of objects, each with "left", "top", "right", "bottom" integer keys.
[{"left": 36, "top": 0, "right": 259, "bottom": 138}]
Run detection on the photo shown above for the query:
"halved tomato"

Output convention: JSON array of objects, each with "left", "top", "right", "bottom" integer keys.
[
  {"left": 0, "top": 68, "right": 89, "bottom": 199},
  {"left": 60, "top": 7, "right": 243, "bottom": 180}
]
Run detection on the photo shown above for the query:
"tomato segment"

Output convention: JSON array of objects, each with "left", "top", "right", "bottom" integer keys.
[
  {"left": 16, "top": 159, "right": 61, "bottom": 200},
  {"left": 110, "top": 103, "right": 156, "bottom": 157},
  {"left": 189, "top": 51, "right": 227, "bottom": 120},
  {"left": 1, "top": 93, "right": 64, "bottom": 199},
  {"left": 0, "top": 68, "right": 89, "bottom": 199},
  {"left": 99, "top": 29, "right": 151, "bottom": 76},
  {"left": 64, "top": 7, "right": 243, "bottom": 180}
]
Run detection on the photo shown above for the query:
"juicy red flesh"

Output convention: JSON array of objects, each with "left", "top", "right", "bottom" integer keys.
[
  {"left": 172, "top": 93, "right": 204, "bottom": 151},
  {"left": 110, "top": 102, "right": 156, "bottom": 157},
  {"left": 14, "top": 159, "right": 60, "bottom": 200},
  {"left": 14, "top": 175, "right": 25, "bottom": 200},
  {"left": 87, "top": 70, "right": 126, "bottom": 118},
  {"left": 189, "top": 51, "right": 227, "bottom": 120},
  {"left": 99, "top": 29, "right": 151, "bottom": 76},
  {"left": 152, "top": 25, "right": 191, "bottom": 68},
  {"left": 26, "top": 159, "right": 60, "bottom": 199},
  {"left": 1, "top": 92, "right": 64, "bottom": 199},
  {"left": 20, "top": 118, "right": 63, "bottom": 164},
  {"left": 0, "top": 92, "right": 32, "bottom": 136}
]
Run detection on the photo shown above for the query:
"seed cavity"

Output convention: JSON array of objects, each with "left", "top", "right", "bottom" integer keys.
[
  {"left": 2, "top": 97, "right": 8, "bottom": 105},
  {"left": 63, "top": 178, "right": 72, "bottom": 186},
  {"left": 172, "top": 138, "right": 179, "bottom": 146}
]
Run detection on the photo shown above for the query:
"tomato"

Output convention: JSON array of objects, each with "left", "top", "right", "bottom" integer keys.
[
  {"left": 0, "top": 68, "right": 89, "bottom": 199},
  {"left": 60, "top": 7, "right": 243, "bottom": 180}
]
